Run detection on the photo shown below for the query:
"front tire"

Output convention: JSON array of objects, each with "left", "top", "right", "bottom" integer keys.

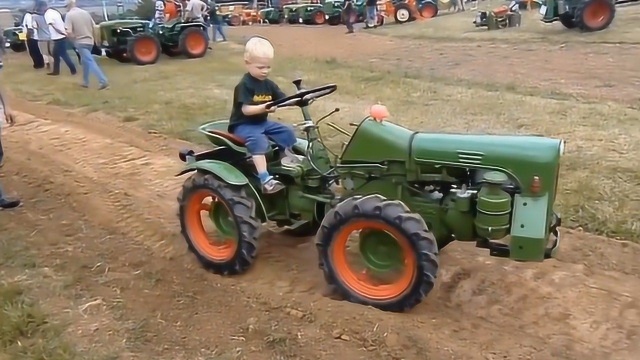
[
  {"left": 316, "top": 194, "right": 439, "bottom": 312},
  {"left": 575, "top": 0, "right": 615, "bottom": 32},
  {"left": 178, "top": 172, "right": 261, "bottom": 275},
  {"left": 179, "top": 27, "right": 208, "bottom": 58}
]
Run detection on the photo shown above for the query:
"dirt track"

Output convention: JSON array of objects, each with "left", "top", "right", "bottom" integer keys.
[{"left": 2, "top": 26, "right": 640, "bottom": 359}]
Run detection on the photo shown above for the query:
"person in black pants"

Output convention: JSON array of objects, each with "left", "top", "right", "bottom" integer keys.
[
  {"left": 343, "top": 0, "right": 355, "bottom": 34},
  {"left": 22, "top": 11, "right": 45, "bottom": 69}
]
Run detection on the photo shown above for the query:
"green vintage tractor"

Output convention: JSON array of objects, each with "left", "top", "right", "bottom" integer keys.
[
  {"left": 97, "top": 18, "right": 208, "bottom": 65},
  {"left": 539, "top": 0, "right": 635, "bottom": 31},
  {"left": 284, "top": 0, "right": 343, "bottom": 24},
  {"left": 176, "top": 79, "right": 564, "bottom": 312}
]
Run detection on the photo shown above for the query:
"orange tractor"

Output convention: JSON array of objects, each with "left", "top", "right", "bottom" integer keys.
[
  {"left": 218, "top": 1, "right": 269, "bottom": 26},
  {"left": 385, "top": 0, "right": 439, "bottom": 24}
]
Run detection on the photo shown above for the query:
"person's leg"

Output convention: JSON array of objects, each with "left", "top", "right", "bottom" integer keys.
[
  {"left": 0, "top": 181, "right": 21, "bottom": 209},
  {"left": 218, "top": 23, "right": 227, "bottom": 41},
  {"left": 0, "top": 130, "right": 4, "bottom": 167},
  {"left": 49, "top": 39, "right": 62, "bottom": 75},
  {"left": 59, "top": 39, "right": 77, "bottom": 74},
  {"left": 233, "top": 123, "right": 284, "bottom": 193},
  {"left": 78, "top": 44, "right": 108, "bottom": 88},
  {"left": 262, "top": 120, "right": 303, "bottom": 167},
  {"left": 204, "top": 22, "right": 210, "bottom": 43},
  {"left": 346, "top": 11, "right": 354, "bottom": 33}
]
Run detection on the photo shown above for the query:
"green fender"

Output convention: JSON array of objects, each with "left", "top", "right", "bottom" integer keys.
[{"left": 176, "top": 160, "right": 268, "bottom": 220}]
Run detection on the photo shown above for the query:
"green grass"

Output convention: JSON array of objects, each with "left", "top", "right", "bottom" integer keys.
[{"left": 3, "top": 43, "right": 639, "bottom": 241}]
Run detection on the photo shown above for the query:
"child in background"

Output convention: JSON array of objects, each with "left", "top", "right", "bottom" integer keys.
[{"left": 228, "top": 37, "right": 303, "bottom": 194}]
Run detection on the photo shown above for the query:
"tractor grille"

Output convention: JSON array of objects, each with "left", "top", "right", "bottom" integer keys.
[{"left": 457, "top": 150, "right": 484, "bottom": 165}]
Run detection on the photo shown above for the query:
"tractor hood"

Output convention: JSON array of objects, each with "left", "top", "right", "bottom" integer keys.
[
  {"left": 99, "top": 19, "right": 150, "bottom": 29},
  {"left": 340, "top": 118, "right": 563, "bottom": 194}
]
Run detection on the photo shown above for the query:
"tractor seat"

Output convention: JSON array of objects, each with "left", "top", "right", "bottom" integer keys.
[{"left": 207, "top": 130, "right": 246, "bottom": 147}]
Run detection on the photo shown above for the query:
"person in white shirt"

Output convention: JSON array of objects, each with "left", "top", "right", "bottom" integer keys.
[
  {"left": 35, "top": 0, "right": 77, "bottom": 76},
  {"left": 22, "top": 11, "right": 45, "bottom": 69},
  {"left": 185, "top": 0, "right": 207, "bottom": 22}
]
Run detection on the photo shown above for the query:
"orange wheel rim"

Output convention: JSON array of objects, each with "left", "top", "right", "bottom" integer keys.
[
  {"left": 329, "top": 220, "right": 417, "bottom": 301},
  {"left": 584, "top": 1, "right": 611, "bottom": 29},
  {"left": 133, "top": 37, "right": 157, "bottom": 63},
  {"left": 315, "top": 12, "right": 325, "bottom": 23},
  {"left": 185, "top": 189, "right": 237, "bottom": 261},
  {"left": 185, "top": 32, "right": 207, "bottom": 54},
  {"left": 420, "top": 6, "right": 436, "bottom": 18}
]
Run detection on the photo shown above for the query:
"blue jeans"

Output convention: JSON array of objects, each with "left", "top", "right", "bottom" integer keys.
[
  {"left": 52, "top": 38, "right": 76, "bottom": 74},
  {"left": 233, "top": 120, "right": 296, "bottom": 155},
  {"left": 211, "top": 22, "right": 227, "bottom": 41},
  {"left": 366, "top": 6, "right": 377, "bottom": 26},
  {"left": 77, "top": 43, "right": 108, "bottom": 87}
]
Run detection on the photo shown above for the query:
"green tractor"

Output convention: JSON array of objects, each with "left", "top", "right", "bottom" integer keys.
[
  {"left": 539, "top": 0, "right": 635, "bottom": 31},
  {"left": 97, "top": 18, "right": 208, "bottom": 65},
  {"left": 285, "top": 0, "right": 343, "bottom": 25},
  {"left": 175, "top": 78, "right": 564, "bottom": 312}
]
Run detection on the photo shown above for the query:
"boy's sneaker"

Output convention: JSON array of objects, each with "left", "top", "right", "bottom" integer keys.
[
  {"left": 262, "top": 178, "right": 285, "bottom": 194},
  {"left": 0, "top": 198, "right": 21, "bottom": 210}
]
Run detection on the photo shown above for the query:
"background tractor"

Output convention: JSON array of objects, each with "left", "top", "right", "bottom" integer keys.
[
  {"left": 176, "top": 77, "right": 564, "bottom": 313},
  {"left": 97, "top": 2, "right": 207, "bottom": 65},
  {"left": 539, "top": 0, "right": 638, "bottom": 31},
  {"left": 474, "top": 1, "right": 523, "bottom": 29},
  {"left": 386, "top": 0, "right": 439, "bottom": 24}
]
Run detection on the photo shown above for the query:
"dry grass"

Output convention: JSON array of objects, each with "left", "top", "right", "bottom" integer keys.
[
  {"left": 0, "top": 231, "right": 77, "bottom": 360},
  {"left": 375, "top": 3, "right": 640, "bottom": 44},
  {"left": 3, "top": 37, "right": 639, "bottom": 241}
]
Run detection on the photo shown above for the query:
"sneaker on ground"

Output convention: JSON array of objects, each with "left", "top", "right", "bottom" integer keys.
[{"left": 0, "top": 198, "right": 21, "bottom": 209}]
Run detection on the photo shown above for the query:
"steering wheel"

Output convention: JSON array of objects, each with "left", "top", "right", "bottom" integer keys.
[{"left": 265, "top": 84, "right": 337, "bottom": 110}]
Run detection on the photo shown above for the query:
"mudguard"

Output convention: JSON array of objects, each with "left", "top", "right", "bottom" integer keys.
[{"left": 176, "top": 160, "right": 269, "bottom": 220}]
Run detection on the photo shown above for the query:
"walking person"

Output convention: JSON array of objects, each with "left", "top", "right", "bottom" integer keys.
[
  {"left": 22, "top": 10, "right": 45, "bottom": 69},
  {"left": 364, "top": 0, "right": 377, "bottom": 28},
  {"left": 208, "top": 0, "right": 226, "bottom": 42},
  {"left": 33, "top": 5, "right": 52, "bottom": 70},
  {"left": 35, "top": 0, "right": 77, "bottom": 76},
  {"left": 343, "top": 0, "right": 355, "bottom": 34},
  {"left": 0, "top": 50, "right": 22, "bottom": 209},
  {"left": 64, "top": 0, "right": 108, "bottom": 89}
]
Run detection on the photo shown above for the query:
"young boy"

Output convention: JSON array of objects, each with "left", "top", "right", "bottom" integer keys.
[{"left": 228, "top": 36, "right": 303, "bottom": 194}]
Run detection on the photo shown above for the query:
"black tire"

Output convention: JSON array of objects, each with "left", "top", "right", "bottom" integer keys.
[
  {"left": 178, "top": 172, "right": 261, "bottom": 275},
  {"left": 327, "top": 15, "right": 341, "bottom": 26},
  {"left": 394, "top": 3, "right": 413, "bottom": 24},
  {"left": 228, "top": 14, "right": 242, "bottom": 26},
  {"left": 574, "top": 0, "right": 615, "bottom": 32},
  {"left": 127, "top": 34, "right": 160, "bottom": 65},
  {"left": 162, "top": 44, "right": 182, "bottom": 57},
  {"left": 178, "top": 27, "right": 208, "bottom": 59},
  {"left": 9, "top": 42, "right": 26, "bottom": 53},
  {"left": 559, "top": 12, "right": 576, "bottom": 29},
  {"left": 315, "top": 194, "right": 439, "bottom": 312}
]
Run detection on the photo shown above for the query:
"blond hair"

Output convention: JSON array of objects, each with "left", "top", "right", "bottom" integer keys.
[{"left": 244, "top": 36, "right": 274, "bottom": 61}]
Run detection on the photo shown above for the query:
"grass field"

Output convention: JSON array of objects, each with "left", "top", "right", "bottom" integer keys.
[{"left": 1, "top": 8, "right": 639, "bottom": 358}]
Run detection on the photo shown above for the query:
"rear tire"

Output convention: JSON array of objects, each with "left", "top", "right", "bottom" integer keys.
[
  {"left": 178, "top": 172, "right": 261, "bottom": 275},
  {"left": 179, "top": 27, "right": 208, "bottom": 58},
  {"left": 418, "top": 2, "right": 438, "bottom": 19},
  {"left": 316, "top": 194, "right": 439, "bottom": 312},
  {"left": 574, "top": 0, "right": 615, "bottom": 32},
  {"left": 559, "top": 12, "right": 576, "bottom": 29},
  {"left": 127, "top": 34, "right": 160, "bottom": 65}
]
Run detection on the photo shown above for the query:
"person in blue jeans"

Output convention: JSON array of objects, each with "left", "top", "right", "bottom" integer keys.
[
  {"left": 37, "top": 0, "right": 77, "bottom": 76},
  {"left": 64, "top": 0, "right": 108, "bottom": 89},
  {"left": 0, "top": 81, "right": 22, "bottom": 209},
  {"left": 208, "top": 0, "right": 227, "bottom": 42},
  {"left": 365, "top": 0, "right": 377, "bottom": 28}
]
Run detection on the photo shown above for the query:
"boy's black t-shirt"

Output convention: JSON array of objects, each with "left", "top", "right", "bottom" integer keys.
[{"left": 228, "top": 73, "right": 287, "bottom": 132}]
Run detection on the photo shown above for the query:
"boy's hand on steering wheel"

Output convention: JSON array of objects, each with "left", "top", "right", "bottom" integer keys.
[{"left": 262, "top": 102, "right": 277, "bottom": 113}]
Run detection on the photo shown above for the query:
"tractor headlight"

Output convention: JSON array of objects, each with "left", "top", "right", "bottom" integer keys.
[{"left": 559, "top": 139, "right": 565, "bottom": 157}]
